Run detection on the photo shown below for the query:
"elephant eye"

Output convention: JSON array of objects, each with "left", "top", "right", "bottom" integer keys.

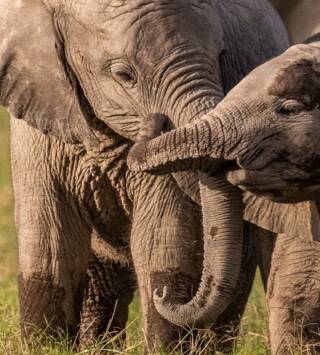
[
  {"left": 279, "top": 99, "right": 305, "bottom": 116},
  {"left": 110, "top": 61, "right": 137, "bottom": 88}
]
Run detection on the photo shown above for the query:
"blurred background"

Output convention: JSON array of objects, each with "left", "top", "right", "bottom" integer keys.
[{"left": 0, "top": 108, "right": 268, "bottom": 354}]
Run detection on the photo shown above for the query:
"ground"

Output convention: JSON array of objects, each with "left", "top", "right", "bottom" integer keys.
[{"left": 0, "top": 108, "right": 268, "bottom": 354}]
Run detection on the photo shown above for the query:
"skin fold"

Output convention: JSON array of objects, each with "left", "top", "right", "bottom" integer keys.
[
  {"left": 0, "top": 0, "right": 312, "bottom": 352},
  {"left": 128, "top": 42, "right": 320, "bottom": 352}
]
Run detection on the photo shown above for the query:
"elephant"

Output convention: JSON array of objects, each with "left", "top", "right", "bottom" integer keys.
[
  {"left": 0, "top": 0, "right": 308, "bottom": 352},
  {"left": 270, "top": 0, "right": 320, "bottom": 44},
  {"left": 128, "top": 41, "right": 320, "bottom": 353}
]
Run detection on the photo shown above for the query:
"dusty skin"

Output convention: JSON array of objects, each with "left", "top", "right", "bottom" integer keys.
[
  {"left": 129, "top": 42, "right": 320, "bottom": 353},
  {"left": 0, "top": 0, "right": 319, "bottom": 353}
]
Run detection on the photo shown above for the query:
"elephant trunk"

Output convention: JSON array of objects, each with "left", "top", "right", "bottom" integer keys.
[
  {"left": 128, "top": 109, "right": 237, "bottom": 173},
  {"left": 129, "top": 101, "right": 245, "bottom": 327},
  {"left": 154, "top": 173, "right": 243, "bottom": 327}
]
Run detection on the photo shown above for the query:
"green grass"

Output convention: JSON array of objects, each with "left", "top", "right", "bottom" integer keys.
[{"left": 0, "top": 109, "right": 268, "bottom": 354}]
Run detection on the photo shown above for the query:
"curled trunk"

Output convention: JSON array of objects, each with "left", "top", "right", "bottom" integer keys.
[{"left": 154, "top": 173, "right": 243, "bottom": 327}]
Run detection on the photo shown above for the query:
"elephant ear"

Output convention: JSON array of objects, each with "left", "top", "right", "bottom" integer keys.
[
  {"left": 243, "top": 193, "right": 320, "bottom": 241},
  {"left": 0, "top": 0, "right": 98, "bottom": 146}
]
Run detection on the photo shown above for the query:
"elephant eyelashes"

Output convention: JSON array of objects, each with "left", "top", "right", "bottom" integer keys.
[
  {"left": 278, "top": 99, "right": 306, "bottom": 116},
  {"left": 110, "top": 61, "right": 137, "bottom": 88}
]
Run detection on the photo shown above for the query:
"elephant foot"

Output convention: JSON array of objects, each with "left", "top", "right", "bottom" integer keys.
[
  {"left": 19, "top": 273, "right": 82, "bottom": 340},
  {"left": 268, "top": 234, "right": 320, "bottom": 354},
  {"left": 269, "top": 305, "right": 320, "bottom": 355},
  {"left": 79, "top": 253, "right": 135, "bottom": 350}
]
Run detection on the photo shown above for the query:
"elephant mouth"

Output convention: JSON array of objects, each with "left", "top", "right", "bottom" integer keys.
[
  {"left": 226, "top": 164, "right": 320, "bottom": 203},
  {"left": 224, "top": 133, "right": 320, "bottom": 203}
]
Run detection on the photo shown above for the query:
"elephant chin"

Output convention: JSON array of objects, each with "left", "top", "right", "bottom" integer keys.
[{"left": 227, "top": 168, "right": 320, "bottom": 203}]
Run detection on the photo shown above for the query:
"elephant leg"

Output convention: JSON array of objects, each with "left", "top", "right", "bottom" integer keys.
[
  {"left": 11, "top": 120, "right": 91, "bottom": 338},
  {"left": 130, "top": 174, "right": 203, "bottom": 353},
  {"left": 267, "top": 233, "right": 320, "bottom": 354},
  {"left": 79, "top": 251, "right": 135, "bottom": 347}
]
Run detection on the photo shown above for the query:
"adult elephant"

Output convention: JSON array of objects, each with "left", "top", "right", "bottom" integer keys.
[
  {"left": 129, "top": 41, "right": 320, "bottom": 353},
  {"left": 0, "top": 0, "right": 290, "bottom": 351}
]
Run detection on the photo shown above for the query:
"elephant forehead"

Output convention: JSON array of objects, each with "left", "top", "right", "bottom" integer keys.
[
  {"left": 266, "top": 45, "right": 320, "bottom": 98},
  {"left": 226, "top": 45, "right": 320, "bottom": 101},
  {"left": 67, "top": 0, "right": 222, "bottom": 61},
  {"left": 68, "top": 0, "right": 219, "bottom": 35},
  {"left": 68, "top": 0, "right": 215, "bottom": 16}
]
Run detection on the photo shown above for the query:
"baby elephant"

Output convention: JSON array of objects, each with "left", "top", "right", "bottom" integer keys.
[
  {"left": 128, "top": 41, "right": 320, "bottom": 203},
  {"left": 128, "top": 42, "right": 320, "bottom": 352}
]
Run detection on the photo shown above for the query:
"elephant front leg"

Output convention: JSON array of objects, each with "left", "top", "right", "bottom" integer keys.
[
  {"left": 267, "top": 234, "right": 320, "bottom": 354},
  {"left": 11, "top": 121, "right": 92, "bottom": 338},
  {"left": 15, "top": 189, "right": 91, "bottom": 338},
  {"left": 16, "top": 196, "right": 91, "bottom": 338},
  {"left": 130, "top": 174, "right": 203, "bottom": 353}
]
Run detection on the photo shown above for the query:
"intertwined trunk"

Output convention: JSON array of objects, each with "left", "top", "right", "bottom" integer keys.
[
  {"left": 154, "top": 172, "right": 243, "bottom": 327},
  {"left": 130, "top": 98, "right": 245, "bottom": 327}
]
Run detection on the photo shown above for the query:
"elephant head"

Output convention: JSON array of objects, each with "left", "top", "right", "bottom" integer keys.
[
  {"left": 128, "top": 42, "right": 320, "bottom": 325},
  {"left": 0, "top": 0, "right": 287, "bottom": 329}
]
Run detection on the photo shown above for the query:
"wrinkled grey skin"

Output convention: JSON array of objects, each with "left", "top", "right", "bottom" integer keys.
[
  {"left": 270, "top": 0, "right": 320, "bottom": 43},
  {"left": 0, "top": 0, "right": 289, "bottom": 351},
  {"left": 269, "top": 2, "right": 320, "bottom": 352},
  {"left": 128, "top": 42, "right": 320, "bottom": 353}
]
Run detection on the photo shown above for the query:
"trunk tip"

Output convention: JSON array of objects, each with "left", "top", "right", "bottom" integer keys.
[
  {"left": 127, "top": 143, "right": 148, "bottom": 171},
  {"left": 153, "top": 286, "right": 168, "bottom": 303}
]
